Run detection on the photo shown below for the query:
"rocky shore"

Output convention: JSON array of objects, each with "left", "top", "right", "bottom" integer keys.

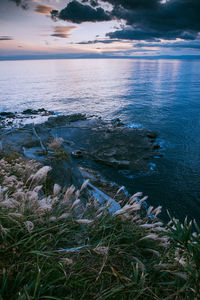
[{"left": 0, "top": 109, "right": 161, "bottom": 207}]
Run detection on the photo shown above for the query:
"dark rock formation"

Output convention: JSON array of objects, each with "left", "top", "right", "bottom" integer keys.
[
  {"left": 0, "top": 113, "right": 161, "bottom": 192},
  {"left": 22, "top": 108, "right": 54, "bottom": 116}
]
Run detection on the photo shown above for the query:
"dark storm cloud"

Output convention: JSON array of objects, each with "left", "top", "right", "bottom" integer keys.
[
  {"left": 9, "top": 0, "right": 200, "bottom": 42},
  {"left": 51, "top": 0, "right": 112, "bottom": 24},
  {"left": 106, "top": 0, "right": 200, "bottom": 41},
  {"left": 107, "top": 28, "right": 198, "bottom": 41},
  {"left": 83, "top": 0, "right": 160, "bottom": 10},
  {"left": 77, "top": 39, "right": 120, "bottom": 44},
  {"left": 0, "top": 36, "right": 13, "bottom": 41}
]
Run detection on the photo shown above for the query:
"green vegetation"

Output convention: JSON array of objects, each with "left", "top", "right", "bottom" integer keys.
[{"left": 0, "top": 157, "right": 200, "bottom": 299}]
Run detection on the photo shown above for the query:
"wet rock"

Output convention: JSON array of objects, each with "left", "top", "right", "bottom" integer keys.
[
  {"left": 79, "top": 167, "right": 130, "bottom": 207},
  {"left": 95, "top": 157, "right": 130, "bottom": 169},
  {"left": 45, "top": 114, "right": 87, "bottom": 127},
  {"left": 111, "top": 118, "right": 124, "bottom": 127},
  {"left": 22, "top": 108, "right": 54, "bottom": 116},
  {"left": 47, "top": 116, "right": 160, "bottom": 173},
  {"left": 146, "top": 131, "right": 157, "bottom": 139},
  {"left": 153, "top": 144, "right": 160, "bottom": 150},
  {"left": 23, "top": 146, "right": 45, "bottom": 160},
  {"left": 0, "top": 112, "right": 16, "bottom": 118},
  {"left": 0, "top": 113, "right": 162, "bottom": 192},
  {"left": 154, "top": 152, "right": 163, "bottom": 157},
  {"left": 103, "top": 150, "right": 117, "bottom": 157},
  {"left": 79, "top": 167, "right": 97, "bottom": 182},
  {"left": 71, "top": 150, "right": 83, "bottom": 158},
  {"left": 87, "top": 182, "right": 121, "bottom": 213}
]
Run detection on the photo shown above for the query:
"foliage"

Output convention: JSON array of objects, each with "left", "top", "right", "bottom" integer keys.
[{"left": 0, "top": 157, "right": 200, "bottom": 299}]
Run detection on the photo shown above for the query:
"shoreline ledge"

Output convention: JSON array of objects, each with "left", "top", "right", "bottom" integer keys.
[{"left": 0, "top": 111, "right": 161, "bottom": 197}]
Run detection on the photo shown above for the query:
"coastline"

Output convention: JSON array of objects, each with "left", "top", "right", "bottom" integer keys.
[
  {"left": 0, "top": 110, "right": 161, "bottom": 207},
  {"left": 0, "top": 112, "right": 200, "bottom": 298}
]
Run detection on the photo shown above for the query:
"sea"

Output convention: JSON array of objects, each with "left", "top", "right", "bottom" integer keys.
[{"left": 0, "top": 58, "right": 200, "bottom": 222}]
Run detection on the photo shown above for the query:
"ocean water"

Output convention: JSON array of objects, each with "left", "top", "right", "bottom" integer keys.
[{"left": 0, "top": 58, "right": 200, "bottom": 221}]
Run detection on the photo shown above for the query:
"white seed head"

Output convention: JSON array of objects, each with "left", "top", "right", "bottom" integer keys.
[
  {"left": 80, "top": 180, "right": 89, "bottom": 192},
  {"left": 24, "top": 221, "right": 34, "bottom": 233},
  {"left": 93, "top": 246, "right": 109, "bottom": 256},
  {"left": 53, "top": 184, "right": 61, "bottom": 196},
  {"left": 76, "top": 219, "right": 94, "bottom": 224},
  {"left": 140, "top": 234, "right": 159, "bottom": 241},
  {"left": 71, "top": 199, "right": 80, "bottom": 209}
]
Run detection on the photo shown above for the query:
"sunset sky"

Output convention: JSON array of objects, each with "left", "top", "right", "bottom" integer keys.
[{"left": 0, "top": 0, "right": 200, "bottom": 59}]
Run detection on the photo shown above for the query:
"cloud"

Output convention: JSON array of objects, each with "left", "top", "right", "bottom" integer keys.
[
  {"left": 107, "top": 27, "right": 198, "bottom": 41},
  {"left": 77, "top": 39, "right": 121, "bottom": 44},
  {"left": 106, "top": 0, "right": 200, "bottom": 41},
  {"left": 51, "top": 34, "right": 71, "bottom": 38},
  {"left": 10, "top": 0, "right": 200, "bottom": 43},
  {"left": 134, "top": 41, "right": 200, "bottom": 49},
  {"left": 9, "top": 0, "right": 55, "bottom": 11},
  {"left": 82, "top": 0, "right": 160, "bottom": 10},
  {"left": 101, "top": 0, "right": 160, "bottom": 10},
  {"left": 35, "top": 4, "right": 54, "bottom": 14},
  {"left": 8, "top": 0, "right": 29, "bottom": 9},
  {"left": 51, "top": 0, "right": 112, "bottom": 23},
  {"left": 51, "top": 0, "right": 200, "bottom": 42},
  {"left": 51, "top": 26, "right": 76, "bottom": 39},
  {"left": 0, "top": 36, "right": 13, "bottom": 41}
]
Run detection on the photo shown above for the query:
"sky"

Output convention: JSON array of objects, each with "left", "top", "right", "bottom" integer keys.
[{"left": 0, "top": 0, "right": 200, "bottom": 59}]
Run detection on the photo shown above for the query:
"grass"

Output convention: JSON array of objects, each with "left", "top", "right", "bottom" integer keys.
[{"left": 0, "top": 157, "right": 200, "bottom": 299}]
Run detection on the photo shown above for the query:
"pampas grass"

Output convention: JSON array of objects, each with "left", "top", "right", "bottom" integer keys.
[
  {"left": 47, "top": 136, "right": 64, "bottom": 150},
  {"left": 0, "top": 156, "right": 200, "bottom": 299}
]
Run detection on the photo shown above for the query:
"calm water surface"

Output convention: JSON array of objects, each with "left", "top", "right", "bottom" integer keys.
[{"left": 0, "top": 59, "right": 200, "bottom": 221}]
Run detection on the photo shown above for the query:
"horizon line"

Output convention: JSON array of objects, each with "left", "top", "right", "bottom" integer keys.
[{"left": 0, "top": 55, "right": 200, "bottom": 62}]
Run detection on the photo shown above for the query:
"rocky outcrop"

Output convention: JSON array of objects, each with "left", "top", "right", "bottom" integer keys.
[{"left": 0, "top": 113, "right": 161, "bottom": 194}]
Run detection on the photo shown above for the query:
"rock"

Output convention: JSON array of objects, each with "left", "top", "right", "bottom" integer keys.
[
  {"left": 94, "top": 156, "right": 130, "bottom": 169},
  {"left": 0, "top": 112, "right": 15, "bottom": 118},
  {"left": 154, "top": 152, "right": 163, "bottom": 157},
  {"left": 0, "top": 113, "right": 161, "bottom": 192},
  {"left": 79, "top": 167, "right": 97, "bottom": 182},
  {"left": 71, "top": 150, "right": 83, "bottom": 158},
  {"left": 87, "top": 182, "right": 121, "bottom": 213},
  {"left": 23, "top": 146, "right": 45, "bottom": 160},
  {"left": 153, "top": 144, "right": 160, "bottom": 150},
  {"left": 146, "top": 131, "right": 157, "bottom": 139},
  {"left": 109, "top": 159, "right": 130, "bottom": 169},
  {"left": 45, "top": 114, "right": 87, "bottom": 127},
  {"left": 22, "top": 108, "right": 54, "bottom": 116},
  {"left": 22, "top": 109, "right": 38, "bottom": 115},
  {"left": 111, "top": 118, "right": 124, "bottom": 127},
  {"left": 79, "top": 167, "right": 130, "bottom": 207},
  {"left": 47, "top": 115, "right": 160, "bottom": 172},
  {"left": 103, "top": 150, "right": 117, "bottom": 157}
]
